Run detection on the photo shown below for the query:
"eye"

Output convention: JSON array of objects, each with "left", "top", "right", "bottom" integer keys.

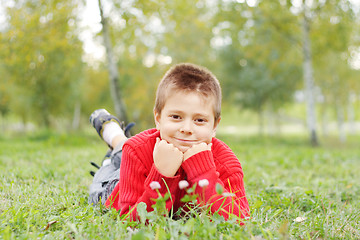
[
  {"left": 170, "top": 115, "right": 181, "bottom": 120},
  {"left": 195, "top": 118, "right": 207, "bottom": 124}
]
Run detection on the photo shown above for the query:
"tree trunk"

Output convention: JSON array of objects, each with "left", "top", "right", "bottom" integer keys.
[
  {"left": 41, "top": 99, "right": 50, "bottom": 129},
  {"left": 72, "top": 102, "right": 81, "bottom": 130},
  {"left": 258, "top": 108, "right": 264, "bottom": 136},
  {"left": 347, "top": 92, "right": 356, "bottom": 135},
  {"left": 302, "top": 6, "right": 319, "bottom": 146},
  {"left": 0, "top": 113, "right": 4, "bottom": 133},
  {"left": 275, "top": 111, "right": 282, "bottom": 136},
  {"left": 336, "top": 101, "right": 346, "bottom": 143},
  {"left": 320, "top": 106, "right": 328, "bottom": 137},
  {"left": 98, "top": 0, "right": 128, "bottom": 123}
]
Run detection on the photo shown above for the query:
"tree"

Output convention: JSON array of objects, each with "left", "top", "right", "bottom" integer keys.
[
  {"left": 297, "top": 0, "right": 359, "bottom": 144},
  {"left": 214, "top": 1, "right": 302, "bottom": 135},
  {"left": 2, "top": 0, "right": 84, "bottom": 128},
  {"left": 97, "top": 0, "right": 128, "bottom": 123},
  {"left": 215, "top": 0, "right": 359, "bottom": 142},
  {"left": 302, "top": 2, "right": 319, "bottom": 146},
  {"left": 86, "top": 0, "right": 218, "bottom": 129},
  {"left": 310, "top": 0, "right": 359, "bottom": 141}
]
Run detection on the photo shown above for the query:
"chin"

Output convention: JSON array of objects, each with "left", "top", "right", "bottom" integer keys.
[{"left": 177, "top": 145, "right": 191, "bottom": 153}]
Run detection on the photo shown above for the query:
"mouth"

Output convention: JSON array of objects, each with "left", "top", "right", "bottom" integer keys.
[
  {"left": 173, "top": 138, "right": 198, "bottom": 151},
  {"left": 174, "top": 138, "right": 197, "bottom": 144}
]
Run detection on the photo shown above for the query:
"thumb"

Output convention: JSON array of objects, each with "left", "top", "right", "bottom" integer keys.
[{"left": 155, "top": 137, "right": 160, "bottom": 146}]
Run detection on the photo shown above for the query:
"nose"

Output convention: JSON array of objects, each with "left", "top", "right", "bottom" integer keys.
[{"left": 180, "top": 120, "right": 193, "bottom": 134}]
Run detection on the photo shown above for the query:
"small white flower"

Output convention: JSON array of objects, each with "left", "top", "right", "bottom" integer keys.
[
  {"left": 149, "top": 181, "right": 161, "bottom": 190},
  {"left": 294, "top": 216, "right": 307, "bottom": 223},
  {"left": 178, "top": 180, "right": 189, "bottom": 189},
  {"left": 222, "top": 192, "right": 236, "bottom": 197},
  {"left": 198, "top": 179, "right": 209, "bottom": 188}
]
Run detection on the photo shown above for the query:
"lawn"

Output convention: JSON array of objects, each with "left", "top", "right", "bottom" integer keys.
[{"left": 0, "top": 131, "right": 359, "bottom": 239}]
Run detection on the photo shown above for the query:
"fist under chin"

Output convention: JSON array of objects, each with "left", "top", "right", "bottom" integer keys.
[{"left": 176, "top": 145, "right": 192, "bottom": 153}]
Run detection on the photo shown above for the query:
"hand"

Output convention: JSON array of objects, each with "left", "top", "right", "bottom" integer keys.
[
  {"left": 153, "top": 138, "right": 184, "bottom": 177},
  {"left": 183, "top": 142, "right": 212, "bottom": 161}
]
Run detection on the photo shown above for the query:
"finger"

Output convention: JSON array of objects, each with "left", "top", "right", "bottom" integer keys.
[
  {"left": 192, "top": 142, "right": 207, "bottom": 150},
  {"left": 162, "top": 140, "right": 175, "bottom": 149},
  {"left": 174, "top": 146, "right": 183, "bottom": 155},
  {"left": 154, "top": 137, "right": 160, "bottom": 147},
  {"left": 160, "top": 139, "right": 169, "bottom": 145},
  {"left": 158, "top": 139, "right": 167, "bottom": 147}
]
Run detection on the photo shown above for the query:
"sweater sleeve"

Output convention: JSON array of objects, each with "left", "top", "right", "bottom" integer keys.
[
  {"left": 181, "top": 148, "right": 249, "bottom": 221},
  {"left": 105, "top": 143, "right": 181, "bottom": 220}
]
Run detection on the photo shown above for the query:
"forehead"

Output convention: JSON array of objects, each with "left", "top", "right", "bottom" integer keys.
[
  {"left": 165, "top": 87, "right": 215, "bottom": 103},
  {"left": 163, "top": 89, "right": 216, "bottom": 114}
]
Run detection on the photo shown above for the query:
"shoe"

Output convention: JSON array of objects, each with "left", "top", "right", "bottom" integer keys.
[
  {"left": 89, "top": 109, "right": 136, "bottom": 140},
  {"left": 89, "top": 109, "right": 136, "bottom": 177},
  {"left": 89, "top": 109, "right": 121, "bottom": 139},
  {"left": 123, "top": 122, "right": 135, "bottom": 138}
]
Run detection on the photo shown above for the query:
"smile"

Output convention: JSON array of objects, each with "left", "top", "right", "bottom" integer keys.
[{"left": 174, "top": 138, "right": 197, "bottom": 143}]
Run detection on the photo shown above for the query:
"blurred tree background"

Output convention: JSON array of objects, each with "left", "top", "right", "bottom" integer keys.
[{"left": 0, "top": 0, "right": 359, "bottom": 144}]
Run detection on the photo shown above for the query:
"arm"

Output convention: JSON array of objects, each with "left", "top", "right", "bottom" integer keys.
[
  {"left": 106, "top": 144, "right": 181, "bottom": 221},
  {"left": 181, "top": 144, "right": 249, "bottom": 220}
]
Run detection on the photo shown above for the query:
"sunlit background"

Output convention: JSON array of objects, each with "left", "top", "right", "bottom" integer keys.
[{"left": 0, "top": 0, "right": 359, "bottom": 144}]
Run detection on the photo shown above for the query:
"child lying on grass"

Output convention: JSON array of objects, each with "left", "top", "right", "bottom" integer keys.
[{"left": 88, "top": 63, "right": 249, "bottom": 221}]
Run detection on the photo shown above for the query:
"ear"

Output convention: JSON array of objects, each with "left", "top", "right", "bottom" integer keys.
[
  {"left": 154, "top": 110, "right": 161, "bottom": 130},
  {"left": 212, "top": 117, "right": 221, "bottom": 138}
]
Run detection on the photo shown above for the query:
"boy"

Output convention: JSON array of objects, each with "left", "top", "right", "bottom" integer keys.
[{"left": 89, "top": 63, "right": 249, "bottom": 220}]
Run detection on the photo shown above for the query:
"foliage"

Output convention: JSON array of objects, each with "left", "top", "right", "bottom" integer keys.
[
  {"left": 1, "top": 0, "right": 84, "bottom": 127},
  {"left": 90, "top": 0, "right": 219, "bottom": 129},
  {"left": 311, "top": 0, "right": 359, "bottom": 118},
  {"left": 1, "top": 132, "right": 359, "bottom": 239},
  {"left": 0, "top": 0, "right": 359, "bottom": 138},
  {"left": 214, "top": 1, "right": 302, "bottom": 133}
]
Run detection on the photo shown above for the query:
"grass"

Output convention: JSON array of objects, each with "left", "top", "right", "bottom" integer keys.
[{"left": 0, "top": 130, "right": 359, "bottom": 239}]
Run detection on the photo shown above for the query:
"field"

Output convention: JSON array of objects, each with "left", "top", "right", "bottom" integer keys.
[{"left": 0, "top": 130, "right": 359, "bottom": 239}]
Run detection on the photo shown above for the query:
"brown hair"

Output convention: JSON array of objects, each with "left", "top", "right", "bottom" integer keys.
[{"left": 154, "top": 63, "right": 222, "bottom": 122}]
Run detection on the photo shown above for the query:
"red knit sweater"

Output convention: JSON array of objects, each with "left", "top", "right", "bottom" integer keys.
[{"left": 105, "top": 129, "right": 249, "bottom": 220}]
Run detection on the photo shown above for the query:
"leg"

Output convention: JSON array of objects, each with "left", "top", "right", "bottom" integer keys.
[
  {"left": 89, "top": 109, "right": 128, "bottom": 149},
  {"left": 110, "top": 134, "right": 128, "bottom": 150},
  {"left": 88, "top": 109, "right": 135, "bottom": 205},
  {"left": 88, "top": 140, "right": 126, "bottom": 205},
  {"left": 88, "top": 164, "right": 119, "bottom": 205}
]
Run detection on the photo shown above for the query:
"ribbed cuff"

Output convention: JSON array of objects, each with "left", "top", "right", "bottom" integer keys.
[
  {"left": 144, "top": 164, "right": 180, "bottom": 193},
  {"left": 182, "top": 150, "right": 216, "bottom": 180}
]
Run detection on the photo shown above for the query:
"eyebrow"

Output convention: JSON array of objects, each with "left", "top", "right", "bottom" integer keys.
[{"left": 167, "top": 109, "right": 211, "bottom": 118}]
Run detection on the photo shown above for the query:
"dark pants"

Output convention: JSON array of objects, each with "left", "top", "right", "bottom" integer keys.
[{"left": 88, "top": 142, "right": 124, "bottom": 205}]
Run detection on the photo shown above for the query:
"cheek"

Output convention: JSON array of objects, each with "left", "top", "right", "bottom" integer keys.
[
  {"left": 205, "top": 135, "right": 213, "bottom": 143},
  {"left": 159, "top": 123, "right": 176, "bottom": 138},
  {"left": 198, "top": 127, "right": 214, "bottom": 142},
  {"left": 162, "top": 121, "right": 178, "bottom": 132}
]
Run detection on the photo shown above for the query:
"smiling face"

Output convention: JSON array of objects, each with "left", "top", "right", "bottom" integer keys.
[{"left": 154, "top": 90, "right": 220, "bottom": 153}]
